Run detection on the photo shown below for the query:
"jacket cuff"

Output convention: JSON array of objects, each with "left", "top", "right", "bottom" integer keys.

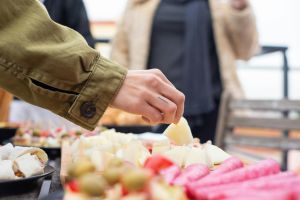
[{"left": 66, "top": 56, "right": 127, "bottom": 130}]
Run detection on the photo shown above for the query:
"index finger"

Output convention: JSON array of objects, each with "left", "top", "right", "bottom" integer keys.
[{"left": 158, "top": 82, "right": 185, "bottom": 123}]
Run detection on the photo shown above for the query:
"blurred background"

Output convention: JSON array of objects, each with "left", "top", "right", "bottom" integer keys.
[
  {"left": 84, "top": 0, "right": 300, "bottom": 99},
  {"left": 1, "top": 0, "right": 300, "bottom": 170}
]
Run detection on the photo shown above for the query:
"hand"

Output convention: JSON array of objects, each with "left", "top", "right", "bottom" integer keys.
[
  {"left": 230, "top": 0, "right": 248, "bottom": 10},
  {"left": 111, "top": 69, "right": 185, "bottom": 124}
]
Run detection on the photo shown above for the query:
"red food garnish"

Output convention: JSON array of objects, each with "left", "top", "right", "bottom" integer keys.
[
  {"left": 145, "top": 144, "right": 153, "bottom": 153},
  {"left": 121, "top": 185, "right": 129, "bottom": 196},
  {"left": 68, "top": 180, "right": 79, "bottom": 193},
  {"left": 143, "top": 155, "right": 174, "bottom": 174},
  {"left": 40, "top": 130, "right": 50, "bottom": 137},
  {"left": 68, "top": 131, "right": 75, "bottom": 137},
  {"left": 56, "top": 127, "right": 63, "bottom": 132}
]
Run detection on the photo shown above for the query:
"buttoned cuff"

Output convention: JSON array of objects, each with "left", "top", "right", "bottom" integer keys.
[{"left": 65, "top": 56, "right": 127, "bottom": 130}]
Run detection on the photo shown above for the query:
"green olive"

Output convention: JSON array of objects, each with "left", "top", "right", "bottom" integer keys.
[
  {"left": 75, "top": 131, "right": 82, "bottom": 136},
  {"left": 68, "top": 159, "right": 95, "bottom": 178},
  {"left": 78, "top": 173, "right": 108, "bottom": 197},
  {"left": 107, "top": 157, "right": 124, "bottom": 168},
  {"left": 32, "top": 130, "right": 41, "bottom": 137},
  {"left": 60, "top": 133, "right": 69, "bottom": 139},
  {"left": 121, "top": 169, "right": 150, "bottom": 192},
  {"left": 102, "top": 167, "right": 123, "bottom": 185}
]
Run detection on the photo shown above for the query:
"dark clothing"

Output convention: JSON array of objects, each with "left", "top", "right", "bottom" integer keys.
[
  {"left": 148, "top": 2, "right": 185, "bottom": 94},
  {"left": 43, "top": 0, "right": 95, "bottom": 48},
  {"left": 185, "top": 99, "right": 220, "bottom": 143},
  {"left": 148, "top": 0, "right": 222, "bottom": 116},
  {"left": 148, "top": 0, "right": 222, "bottom": 141}
]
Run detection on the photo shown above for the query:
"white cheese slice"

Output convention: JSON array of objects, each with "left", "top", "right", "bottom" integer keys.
[
  {"left": 184, "top": 147, "right": 212, "bottom": 168},
  {"left": 205, "top": 144, "right": 231, "bottom": 165},
  {"left": 162, "top": 146, "right": 191, "bottom": 167},
  {"left": 116, "top": 140, "right": 150, "bottom": 166},
  {"left": 152, "top": 139, "right": 171, "bottom": 155},
  {"left": 163, "top": 117, "right": 193, "bottom": 145}
]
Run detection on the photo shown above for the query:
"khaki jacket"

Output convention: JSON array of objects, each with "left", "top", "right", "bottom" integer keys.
[
  {"left": 0, "top": 0, "right": 127, "bottom": 130},
  {"left": 111, "top": 0, "right": 259, "bottom": 98}
]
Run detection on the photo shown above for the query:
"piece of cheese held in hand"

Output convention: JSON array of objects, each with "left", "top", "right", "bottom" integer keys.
[{"left": 163, "top": 117, "right": 193, "bottom": 145}]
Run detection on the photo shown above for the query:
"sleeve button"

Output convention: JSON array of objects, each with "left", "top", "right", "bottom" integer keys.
[{"left": 80, "top": 101, "right": 96, "bottom": 118}]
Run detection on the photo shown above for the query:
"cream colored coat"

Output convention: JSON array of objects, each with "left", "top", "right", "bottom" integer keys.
[{"left": 111, "top": 0, "right": 259, "bottom": 98}]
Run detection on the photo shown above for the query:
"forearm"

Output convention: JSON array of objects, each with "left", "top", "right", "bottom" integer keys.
[{"left": 0, "top": 0, "right": 127, "bottom": 130}]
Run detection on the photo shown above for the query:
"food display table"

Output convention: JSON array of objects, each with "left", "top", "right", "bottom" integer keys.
[{"left": 1, "top": 122, "right": 300, "bottom": 200}]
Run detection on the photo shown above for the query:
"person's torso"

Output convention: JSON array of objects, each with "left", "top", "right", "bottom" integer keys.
[
  {"left": 116, "top": 0, "right": 246, "bottom": 100},
  {"left": 147, "top": 0, "right": 222, "bottom": 100},
  {"left": 147, "top": 1, "right": 185, "bottom": 90}
]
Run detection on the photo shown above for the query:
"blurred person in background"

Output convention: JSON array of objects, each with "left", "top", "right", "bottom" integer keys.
[
  {"left": 41, "top": 0, "right": 95, "bottom": 47},
  {"left": 111, "top": 0, "right": 259, "bottom": 142}
]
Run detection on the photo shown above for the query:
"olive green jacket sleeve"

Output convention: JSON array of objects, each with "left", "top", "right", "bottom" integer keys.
[{"left": 0, "top": 0, "right": 127, "bottom": 130}]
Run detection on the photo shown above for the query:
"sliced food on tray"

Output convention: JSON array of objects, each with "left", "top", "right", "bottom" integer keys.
[
  {"left": 69, "top": 117, "right": 230, "bottom": 171},
  {"left": 63, "top": 154, "right": 300, "bottom": 200},
  {"left": 0, "top": 143, "right": 48, "bottom": 180},
  {"left": 61, "top": 117, "right": 232, "bottom": 199},
  {"left": 61, "top": 117, "right": 300, "bottom": 199},
  {"left": 13, "top": 126, "right": 104, "bottom": 148},
  {"left": 70, "top": 129, "right": 150, "bottom": 170}
]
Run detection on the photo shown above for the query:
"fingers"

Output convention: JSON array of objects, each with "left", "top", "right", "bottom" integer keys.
[
  {"left": 157, "top": 81, "right": 185, "bottom": 124},
  {"left": 110, "top": 69, "right": 185, "bottom": 125},
  {"left": 141, "top": 69, "right": 185, "bottom": 124},
  {"left": 140, "top": 102, "right": 163, "bottom": 124},
  {"left": 146, "top": 93, "right": 177, "bottom": 124}
]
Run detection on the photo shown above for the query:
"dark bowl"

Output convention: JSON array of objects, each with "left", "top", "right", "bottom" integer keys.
[
  {"left": 41, "top": 147, "right": 61, "bottom": 160},
  {"left": 0, "top": 165, "right": 55, "bottom": 196}
]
